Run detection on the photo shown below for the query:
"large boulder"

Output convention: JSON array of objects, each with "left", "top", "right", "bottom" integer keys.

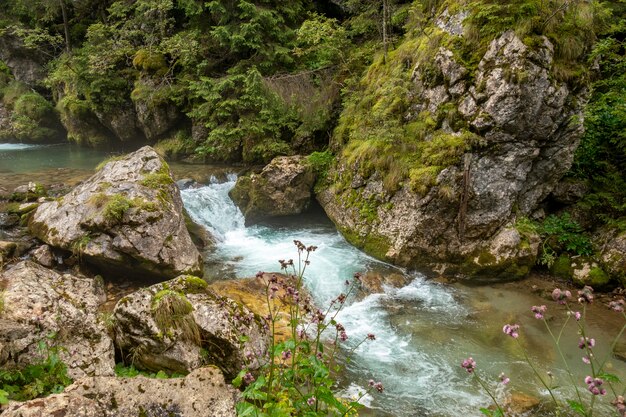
[
  {"left": 28, "top": 146, "right": 203, "bottom": 279},
  {"left": 600, "top": 231, "right": 626, "bottom": 286},
  {"left": 320, "top": 30, "right": 584, "bottom": 279},
  {"left": 230, "top": 155, "right": 316, "bottom": 224},
  {"left": 0, "top": 366, "right": 237, "bottom": 417},
  {"left": 113, "top": 275, "right": 268, "bottom": 379},
  {"left": 0, "top": 261, "right": 115, "bottom": 379}
]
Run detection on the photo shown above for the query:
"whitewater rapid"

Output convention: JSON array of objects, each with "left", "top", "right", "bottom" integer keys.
[{"left": 180, "top": 176, "right": 504, "bottom": 416}]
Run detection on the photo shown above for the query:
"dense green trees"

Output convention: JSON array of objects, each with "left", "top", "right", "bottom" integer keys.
[{"left": 0, "top": 0, "right": 624, "bottom": 229}]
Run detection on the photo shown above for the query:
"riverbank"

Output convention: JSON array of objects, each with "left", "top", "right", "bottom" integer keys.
[{"left": 1, "top": 145, "right": 626, "bottom": 416}]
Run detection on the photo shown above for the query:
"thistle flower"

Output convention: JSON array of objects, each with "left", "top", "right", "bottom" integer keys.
[
  {"left": 281, "top": 350, "right": 292, "bottom": 361},
  {"left": 609, "top": 300, "right": 625, "bottom": 312},
  {"left": 367, "top": 333, "right": 376, "bottom": 341},
  {"left": 585, "top": 376, "right": 606, "bottom": 396},
  {"left": 462, "top": 357, "right": 476, "bottom": 373},
  {"left": 307, "top": 397, "right": 316, "bottom": 406},
  {"left": 503, "top": 324, "right": 520, "bottom": 338},
  {"left": 578, "top": 286, "right": 594, "bottom": 304},
  {"left": 499, "top": 372, "right": 510, "bottom": 385},
  {"left": 578, "top": 337, "right": 595, "bottom": 350},
  {"left": 552, "top": 288, "right": 572, "bottom": 304},
  {"left": 243, "top": 372, "right": 255, "bottom": 384},
  {"left": 531, "top": 305, "right": 547, "bottom": 319}
]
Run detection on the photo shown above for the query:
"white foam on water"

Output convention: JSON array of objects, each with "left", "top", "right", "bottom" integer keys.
[
  {"left": 180, "top": 177, "right": 506, "bottom": 416},
  {"left": 0, "top": 143, "right": 44, "bottom": 151}
]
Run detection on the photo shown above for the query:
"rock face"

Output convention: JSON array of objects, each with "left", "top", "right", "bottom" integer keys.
[
  {"left": 0, "top": 366, "right": 237, "bottom": 417},
  {"left": 230, "top": 155, "right": 316, "bottom": 224},
  {"left": 0, "top": 33, "right": 48, "bottom": 86},
  {"left": 28, "top": 146, "right": 203, "bottom": 279},
  {"left": 0, "top": 261, "right": 115, "bottom": 379},
  {"left": 113, "top": 275, "right": 268, "bottom": 379},
  {"left": 320, "top": 30, "right": 585, "bottom": 279}
]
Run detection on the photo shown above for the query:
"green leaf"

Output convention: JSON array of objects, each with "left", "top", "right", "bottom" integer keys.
[
  {"left": 236, "top": 401, "right": 259, "bottom": 417},
  {"left": 0, "top": 389, "right": 9, "bottom": 405},
  {"left": 479, "top": 408, "right": 493, "bottom": 416},
  {"left": 597, "top": 372, "right": 621, "bottom": 383},
  {"left": 567, "top": 400, "right": 587, "bottom": 416}
]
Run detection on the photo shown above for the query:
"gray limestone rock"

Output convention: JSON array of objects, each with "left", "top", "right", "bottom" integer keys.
[
  {"left": 230, "top": 155, "right": 316, "bottom": 224},
  {"left": 28, "top": 146, "right": 203, "bottom": 279},
  {"left": 0, "top": 366, "right": 238, "bottom": 417},
  {"left": 319, "top": 30, "right": 585, "bottom": 280},
  {"left": 0, "top": 261, "right": 115, "bottom": 379},
  {"left": 112, "top": 276, "right": 268, "bottom": 379}
]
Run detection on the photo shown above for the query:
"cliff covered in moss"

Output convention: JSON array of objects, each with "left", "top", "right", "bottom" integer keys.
[{"left": 1, "top": 0, "right": 625, "bottom": 282}]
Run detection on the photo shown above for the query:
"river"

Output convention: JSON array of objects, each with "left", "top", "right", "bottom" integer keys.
[{"left": 2, "top": 143, "right": 625, "bottom": 417}]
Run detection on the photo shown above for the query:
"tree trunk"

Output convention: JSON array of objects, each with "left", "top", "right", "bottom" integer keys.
[
  {"left": 382, "top": 0, "right": 389, "bottom": 63},
  {"left": 59, "top": 0, "right": 71, "bottom": 54}
]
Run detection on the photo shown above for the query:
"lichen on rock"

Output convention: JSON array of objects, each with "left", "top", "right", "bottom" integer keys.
[
  {"left": 28, "top": 146, "right": 203, "bottom": 279},
  {"left": 319, "top": 24, "right": 586, "bottom": 280},
  {"left": 230, "top": 155, "right": 316, "bottom": 224},
  {"left": 112, "top": 275, "right": 268, "bottom": 379}
]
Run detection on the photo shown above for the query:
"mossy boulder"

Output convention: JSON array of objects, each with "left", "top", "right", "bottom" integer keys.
[
  {"left": 112, "top": 275, "right": 268, "bottom": 379},
  {"left": 319, "top": 27, "right": 585, "bottom": 280},
  {"left": 600, "top": 231, "right": 626, "bottom": 286},
  {"left": 460, "top": 227, "right": 540, "bottom": 280},
  {"left": 550, "top": 254, "right": 612, "bottom": 289},
  {"left": 230, "top": 155, "right": 316, "bottom": 225},
  {"left": 57, "top": 95, "right": 115, "bottom": 147},
  {"left": 571, "top": 258, "right": 611, "bottom": 290},
  {"left": 0, "top": 89, "right": 66, "bottom": 143},
  {"left": 28, "top": 146, "right": 203, "bottom": 279},
  {"left": 550, "top": 255, "right": 574, "bottom": 279}
]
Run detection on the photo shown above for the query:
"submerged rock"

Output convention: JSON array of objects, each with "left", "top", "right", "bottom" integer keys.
[
  {"left": 320, "top": 30, "right": 584, "bottom": 280},
  {"left": 0, "top": 366, "right": 237, "bottom": 417},
  {"left": 0, "top": 261, "right": 115, "bottom": 379},
  {"left": 28, "top": 146, "right": 203, "bottom": 279},
  {"left": 113, "top": 275, "right": 268, "bottom": 379},
  {"left": 230, "top": 155, "right": 316, "bottom": 224},
  {"left": 210, "top": 273, "right": 307, "bottom": 342}
]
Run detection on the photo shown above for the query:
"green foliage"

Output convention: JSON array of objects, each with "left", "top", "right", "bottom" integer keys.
[
  {"left": 114, "top": 363, "right": 184, "bottom": 379},
  {"left": 307, "top": 150, "right": 334, "bottom": 188},
  {"left": 189, "top": 67, "right": 298, "bottom": 163},
  {"left": 151, "top": 289, "right": 200, "bottom": 344},
  {"left": 234, "top": 241, "right": 381, "bottom": 416},
  {"left": 463, "top": 0, "right": 609, "bottom": 81},
  {"left": 154, "top": 131, "right": 196, "bottom": 160},
  {"left": 569, "top": 7, "right": 626, "bottom": 230},
  {"left": 102, "top": 194, "right": 133, "bottom": 223},
  {"left": 537, "top": 213, "right": 593, "bottom": 267},
  {"left": 0, "top": 81, "right": 29, "bottom": 108},
  {"left": 294, "top": 14, "right": 348, "bottom": 70},
  {"left": 0, "top": 339, "right": 72, "bottom": 402}
]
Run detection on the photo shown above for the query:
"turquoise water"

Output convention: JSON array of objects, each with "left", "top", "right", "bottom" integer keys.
[
  {"left": 182, "top": 177, "right": 626, "bottom": 417},
  {"left": 4, "top": 143, "right": 626, "bottom": 416}
]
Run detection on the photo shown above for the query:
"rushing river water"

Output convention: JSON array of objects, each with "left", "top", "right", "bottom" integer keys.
[{"left": 3, "top": 143, "right": 626, "bottom": 416}]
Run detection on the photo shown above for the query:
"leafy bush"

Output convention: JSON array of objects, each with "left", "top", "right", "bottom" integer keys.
[
  {"left": 114, "top": 363, "right": 185, "bottom": 379},
  {"left": 538, "top": 213, "right": 593, "bottom": 267},
  {"left": 0, "top": 339, "right": 72, "bottom": 402},
  {"left": 233, "top": 241, "right": 382, "bottom": 416}
]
